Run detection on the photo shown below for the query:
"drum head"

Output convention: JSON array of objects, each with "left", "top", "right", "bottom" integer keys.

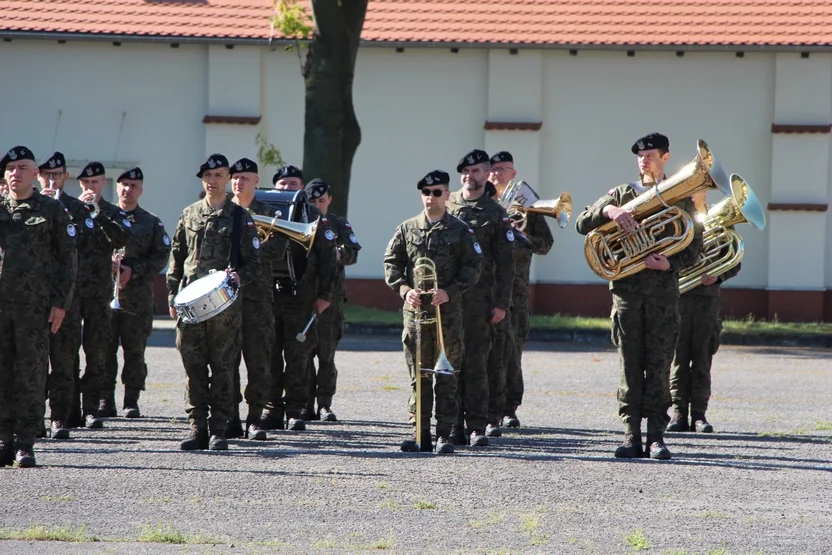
[{"left": 174, "top": 271, "right": 229, "bottom": 304}]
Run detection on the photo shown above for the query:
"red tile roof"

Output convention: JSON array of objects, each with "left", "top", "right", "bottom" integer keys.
[{"left": 2, "top": 0, "right": 831, "bottom": 48}]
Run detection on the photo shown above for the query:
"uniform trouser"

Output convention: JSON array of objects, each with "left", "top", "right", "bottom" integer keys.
[
  {"left": 266, "top": 294, "right": 316, "bottom": 418},
  {"left": 486, "top": 311, "right": 512, "bottom": 425},
  {"left": 307, "top": 297, "right": 344, "bottom": 409},
  {"left": 610, "top": 291, "right": 680, "bottom": 431},
  {"left": 457, "top": 299, "right": 492, "bottom": 433},
  {"left": 78, "top": 296, "right": 114, "bottom": 415},
  {"left": 104, "top": 304, "right": 153, "bottom": 398},
  {"left": 671, "top": 295, "right": 722, "bottom": 414},
  {"left": 176, "top": 301, "right": 242, "bottom": 431},
  {"left": 47, "top": 298, "right": 81, "bottom": 423},
  {"left": 0, "top": 302, "right": 49, "bottom": 448},
  {"left": 402, "top": 308, "right": 461, "bottom": 430},
  {"left": 504, "top": 305, "right": 530, "bottom": 414},
  {"left": 233, "top": 297, "right": 274, "bottom": 414}
]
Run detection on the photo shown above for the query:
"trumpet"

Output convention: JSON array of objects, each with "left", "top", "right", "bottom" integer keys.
[
  {"left": 403, "top": 257, "right": 454, "bottom": 453},
  {"left": 110, "top": 247, "right": 124, "bottom": 310},
  {"left": 500, "top": 179, "right": 573, "bottom": 231},
  {"left": 251, "top": 214, "right": 318, "bottom": 254}
]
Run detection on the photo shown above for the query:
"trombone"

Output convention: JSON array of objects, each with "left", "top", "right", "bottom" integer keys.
[{"left": 405, "top": 257, "right": 454, "bottom": 452}]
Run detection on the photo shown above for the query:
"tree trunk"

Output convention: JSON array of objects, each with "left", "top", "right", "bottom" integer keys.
[{"left": 302, "top": 0, "right": 367, "bottom": 218}]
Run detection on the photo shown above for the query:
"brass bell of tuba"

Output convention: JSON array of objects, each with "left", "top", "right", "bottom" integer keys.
[
  {"left": 500, "top": 179, "right": 573, "bottom": 231},
  {"left": 251, "top": 214, "right": 318, "bottom": 254},
  {"left": 678, "top": 174, "right": 765, "bottom": 294},
  {"left": 583, "top": 139, "right": 732, "bottom": 281}
]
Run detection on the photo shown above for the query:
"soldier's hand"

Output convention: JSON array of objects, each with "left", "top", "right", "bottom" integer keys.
[
  {"left": 490, "top": 307, "right": 507, "bottom": 325},
  {"left": 111, "top": 257, "right": 120, "bottom": 275},
  {"left": 79, "top": 190, "right": 96, "bottom": 204},
  {"left": 644, "top": 253, "right": 671, "bottom": 271},
  {"left": 119, "top": 265, "right": 132, "bottom": 289},
  {"left": 315, "top": 298, "right": 331, "bottom": 314},
  {"left": 48, "top": 307, "right": 66, "bottom": 334},
  {"left": 431, "top": 289, "right": 449, "bottom": 306},
  {"left": 701, "top": 273, "right": 718, "bottom": 286},
  {"left": 226, "top": 269, "right": 240, "bottom": 286},
  {"left": 335, "top": 247, "right": 342, "bottom": 261},
  {"left": 169, "top": 306, "right": 177, "bottom": 319},
  {"left": 406, "top": 289, "right": 422, "bottom": 308},
  {"left": 603, "top": 205, "right": 638, "bottom": 233}
]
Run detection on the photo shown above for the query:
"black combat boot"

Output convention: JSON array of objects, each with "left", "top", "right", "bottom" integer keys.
[
  {"left": 0, "top": 441, "right": 14, "bottom": 467},
  {"left": 260, "top": 408, "right": 285, "bottom": 430},
  {"left": 246, "top": 407, "right": 267, "bottom": 441},
  {"left": 123, "top": 388, "right": 142, "bottom": 419},
  {"left": 300, "top": 404, "right": 319, "bottom": 421},
  {"left": 286, "top": 412, "right": 306, "bottom": 431},
  {"left": 470, "top": 429, "right": 489, "bottom": 447},
  {"left": 435, "top": 424, "right": 454, "bottom": 454},
  {"left": 97, "top": 396, "right": 117, "bottom": 418},
  {"left": 647, "top": 420, "right": 672, "bottom": 460},
  {"left": 179, "top": 422, "right": 209, "bottom": 450},
  {"left": 14, "top": 445, "right": 36, "bottom": 468},
  {"left": 84, "top": 413, "right": 103, "bottom": 429},
  {"left": 50, "top": 420, "right": 70, "bottom": 440},
  {"left": 691, "top": 411, "right": 714, "bottom": 433},
  {"left": 450, "top": 424, "right": 468, "bottom": 446},
  {"left": 502, "top": 411, "right": 521, "bottom": 428},
  {"left": 208, "top": 430, "right": 228, "bottom": 451},
  {"left": 400, "top": 425, "right": 419, "bottom": 452},
  {"left": 614, "top": 420, "right": 644, "bottom": 458},
  {"left": 319, "top": 406, "right": 337, "bottom": 422},
  {"left": 226, "top": 405, "right": 245, "bottom": 439},
  {"left": 666, "top": 406, "right": 689, "bottom": 432},
  {"left": 485, "top": 422, "right": 502, "bottom": 438}
]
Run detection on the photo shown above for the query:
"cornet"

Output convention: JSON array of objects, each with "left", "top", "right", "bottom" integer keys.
[{"left": 110, "top": 248, "right": 124, "bottom": 310}]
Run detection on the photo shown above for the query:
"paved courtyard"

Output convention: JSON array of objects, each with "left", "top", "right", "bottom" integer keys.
[{"left": 1, "top": 332, "right": 830, "bottom": 554}]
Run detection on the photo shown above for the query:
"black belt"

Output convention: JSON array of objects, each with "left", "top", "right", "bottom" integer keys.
[{"left": 274, "top": 278, "right": 297, "bottom": 296}]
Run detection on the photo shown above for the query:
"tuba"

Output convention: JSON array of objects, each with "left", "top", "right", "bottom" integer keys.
[
  {"left": 402, "top": 257, "right": 454, "bottom": 453},
  {"left": 583, "top": 139, "right": 732, "bottom": 281},
  {"left": 251, "top": 214, "right": 318, "bottom": 254},
  {"left": 678, "top": 174, "right": 765, "bottom": 294},
  {"left": 500, "top": 179, "right": 573, "bottom": 231}
]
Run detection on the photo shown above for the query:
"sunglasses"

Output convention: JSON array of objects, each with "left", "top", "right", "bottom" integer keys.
[{"left": 421, "top": 188, "right": 444, "bottom": 197}]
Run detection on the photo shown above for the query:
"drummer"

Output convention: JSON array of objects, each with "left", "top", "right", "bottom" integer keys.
[{"left": 166, "top": 153, "right": 261, "bottom": 452}]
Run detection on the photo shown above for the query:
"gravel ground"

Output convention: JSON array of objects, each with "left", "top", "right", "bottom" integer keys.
[{"left": 1, "top": 332, "right": 830, "bottom": 555}]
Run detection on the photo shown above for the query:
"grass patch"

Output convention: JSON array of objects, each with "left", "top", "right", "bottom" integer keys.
[
  {"left": 699, "top": 510, "right": 733, "bottom": 519},
  {"left": 0, "top": 523, "right": 97, "bottom": 542},
  {"left": 469, "top": 511, "right": 505, "bottom": 529},
  {"left": 814, "top": 421, "right": 832, "bottom": 431},
  {"left": 626, "top": 529, "right": 650, "bottom": 551},
  {"left": 378, "top": 499, "right": 399, "bottom": 510},
  {"left": 381, "top": 384, "right": 402, "bottom": 391},
  {"left": 376, "top": 482, "right": 391, "bottom": 489},
  {"left": 345, "top": 305, "right": 832, "bottom": 336},
  {"left": 314, "top": 538, "right": 337, "bottom": 548},
  {"left": 137, "top": 523, "right": 222, "bottom": 545},
  {"left": 413, "top": 499, "right": 437, "bottom": 510}
]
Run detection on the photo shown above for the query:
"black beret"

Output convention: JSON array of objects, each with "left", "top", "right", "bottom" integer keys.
[
  {"left": 417, "top": 170, "right": 450, "bottom": 189},
  {"left": 77, "top": 161, "right": 105, "bottom": 179},
  {"left": 196, "top": 153, "right": 229, "bottom": 178},
  {"left": 117, "top": 167, "right": 144, "bottom": 182},
  {"left": 38, "top": 151, "right": 66, "bottom": 171},
  {"left": 456, "top": 149, "right": 489, "bottom": 173},
  {"left": 631, "top": 133, "right": 670, "bottom": 154},
  {"left": 1, "top": 145, "right": 36, "bottom": 172},
  {"left": 304, "top": 178, "right": 330, "bottom": 199},
  {"left": 272, "top": 165, "right": 303, "bottom": 185},
  {"left": 489, "top": 151, "right": 513, "bottom": 164},
  {"left": 230, "top": 157, "right": 258, "bottom": 176},
  {"left": 484, "top": 181, "right": 497, "bottom": 198}
]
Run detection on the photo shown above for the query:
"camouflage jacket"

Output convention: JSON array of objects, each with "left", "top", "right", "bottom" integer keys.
[
  {"left": 242, "top": 198, "right": 288, "bottom": 302},
  {"left": 166, "top": 197, "right": 261, "bottom": 306},
  {"left": 575, "top": 182, "right": 703, "bottom": 298},
  {"left": 118, "top": 205, "right": 171, "bottom": 312},
  {"left": 0, "top": 192, "right": 77, "bottom": 310},
  {"left": 383, "top": 211, "right": 482, "bottom": 315},
  {"left": 447, "top": 190, "right": 515, "bottom": 308},
  {"left": 682, "top": 262, "right": 741, "bottom": 299},
  {"left": 511, "top": 211, "right": 555, "bottom": 311},
  {"left": 272, "top": 204, "right": 336, "bottom": 302},
  {"left": 75, "top": 197, "right": 132, "bottom": 300},
  {"left": 324, "top": 211, "right": 361, "bottom": 301}
]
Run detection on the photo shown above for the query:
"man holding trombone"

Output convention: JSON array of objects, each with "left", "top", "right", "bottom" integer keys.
[{"left": 383, "top": 170, "right": 482, "bottom": 454}]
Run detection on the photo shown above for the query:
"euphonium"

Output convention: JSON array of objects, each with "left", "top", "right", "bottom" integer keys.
[
  {"left": 583, "top": 139, "right": 732, "bottom": 281},
  {"left": 678, "top": 174, "right": 766, "bottom": 294},
  {"left": 251, "top": 214, "right": 318, "bottom": 254},
  {"left": 500, "top": 179, "right": 573, "bottom": 230}
]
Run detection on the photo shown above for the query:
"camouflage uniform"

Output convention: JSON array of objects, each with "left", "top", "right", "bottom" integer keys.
[
  {"left": 232, "top": 199, "right": 288, "bottom": 429},
  {"left": 306, "top": 211, "right": 361, "bottom": 416},
  {"left": 103, "top": 205, "right": 171, "bottom": 412},
  {"left": 383, "top": 211, "right": 482, "bottom": 443},
  {"left": 503, "top": 211, "right": 554, "bottom": 422},
  {"left": 575, "top": 180, "right": 703, "bottom": 454},
  {"left": 263, "top": 205, "right": 335, "bottom": 428},
  {"left": 74, "top": 198, "right": 131, "bottom": 422},
  {"left": 0, "top": 192, "right": 76, "bottom": 462},
  {"left": 166, "top": 197, "right": 260, "bottom": 436},
  {"left": 670, "top": 262, "right": 741, "bottom": 429},
  {"left": 447, "top": 189, "right": 515, "bottom": 440}
]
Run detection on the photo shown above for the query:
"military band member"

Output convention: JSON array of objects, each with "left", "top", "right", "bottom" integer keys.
[
  {"left": 230, "top": 157, "right": 288, "bottom": 440},
  {"left": 303, "top": 178, "right": 362, "bottom": 422},
  {"left": 74, "top": 161, "right": 132, "bottom": 428},
  {"left": 447, "top": 149, "right": 515, "bottom": 447},
  {"left": 102, "top": 167, "right": 171, "bottom": 419},
  {"left": 487, "top": 152, "right": 554, "bottom": 430},
  {"left": 383, "top": 170, "right": 482, "bottom": 454},
  {"left": 575, "top": 133, "right": 703, "bottom": 460},
  {"left": 37, "top": 151, "right": 87, "bottom": 437},
  {"left": 167, "top": 154, "right": 261, "bottom": 450},
  {"left": 0, "top": 146, "right": 76, "bottom": 467},
  {"left": 667, "top": 190, "right": 740, "bottom": 434},
  {"left": 260, "top": 165, "right": 336, "bottom": 432}
]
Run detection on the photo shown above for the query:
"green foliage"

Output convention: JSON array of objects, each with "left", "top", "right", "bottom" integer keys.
[
  {"left": 270, "top": 0, "right": 314, "bottom": 42},
  {"left": 256, "top": 133, "right": 286, "bottom": 171}
]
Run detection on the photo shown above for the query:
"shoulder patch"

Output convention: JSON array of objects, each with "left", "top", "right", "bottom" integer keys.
[
  {"left": 253, "top": 236, "right": 260, "bottom": 249},
  {"left": 345, "top": 222, "right": 352, "bottom": 228},
  {"left": 467, "top": 228, "right": 474, "bottom": 235},
  {"left": 473, "top": 242, "right": 482, "bottom": 254},
  {"left": 506, "top": 229, "right": 515, "bottom": 242},
  {"left": 502, "top": 216, "right": 510, "bottom": 224},
  {"left": 158, "top": 221, "right": 165, "bottom": 227},
  {"left": 324, "top": 229, "right": 335, "bottom": 241},
  {"left": 85, "top": 218, "right": 94, "bottom": 229},
  {"left": 247, "top": 220, "right": 254, "bottom": 228},
  {"left": 122, "top": 219, "right": 132, "bottom": 228},
  {"left": 321, "top": 217, "right": 328, "bottom": 223},
  {"left": 349, "top": 233, "right": 358, "bottom": 243},
  {"left": 67, "top": 224, "right": 76, "bottom": 237},
  {"left": 163, "top": 234, "right": 171, "bottom": 246}
]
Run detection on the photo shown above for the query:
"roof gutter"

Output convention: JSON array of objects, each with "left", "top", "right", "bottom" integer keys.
[{"left": 0, "top": 30, "right": 829, "bottom": 53}]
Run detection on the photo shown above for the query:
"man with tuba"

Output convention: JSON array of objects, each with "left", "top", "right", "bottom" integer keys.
[
  {"left": 667, "top": 190, "right": 741, "bottom": 434},
  {"left": 230, "top": 157, "right": 288, "bottom": 440},
  {"left": 487, "top": 151, "right": 554, "bottom": 431},
  {"left": 575, "top": 133, "right": 703, "bottom": 460},
  {"left": 383, "top": 169, "right": 482, "bottom": 454},
  {"left": 167, "top": 153, "right": 261, "bottom": 451}
]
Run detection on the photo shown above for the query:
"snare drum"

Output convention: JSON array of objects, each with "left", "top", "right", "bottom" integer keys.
[{"left": 173, "top": 270, "right": 238, "bottom": 324}]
